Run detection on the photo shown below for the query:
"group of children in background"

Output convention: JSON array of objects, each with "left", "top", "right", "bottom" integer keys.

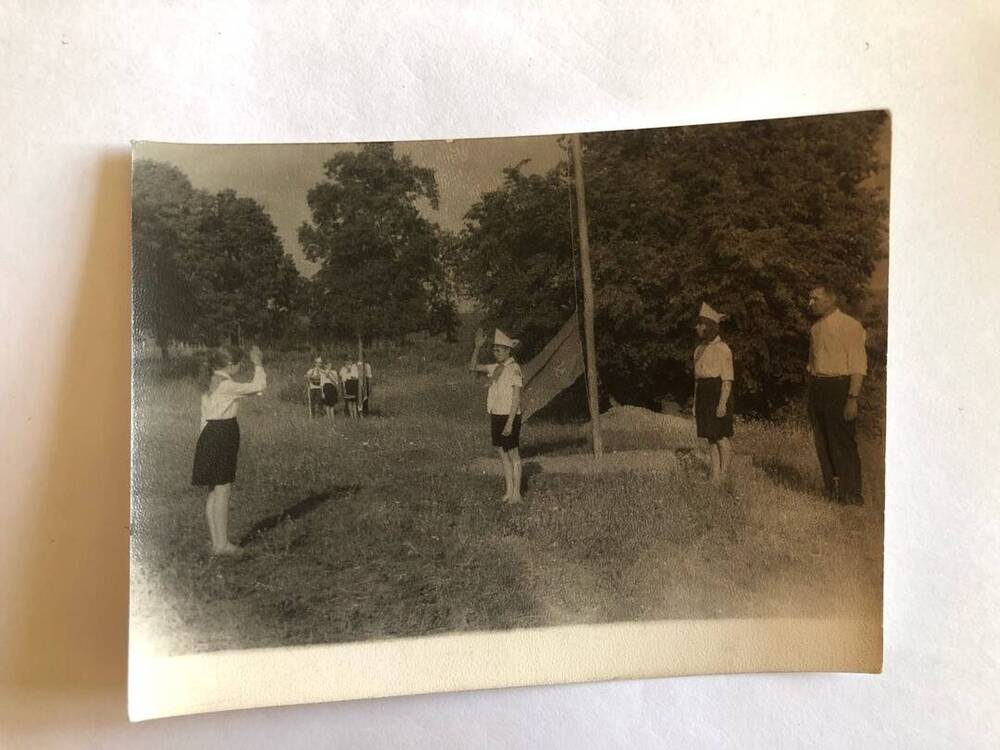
[{"left": 305, "top": 356, "right": 374, "bottom": 419}]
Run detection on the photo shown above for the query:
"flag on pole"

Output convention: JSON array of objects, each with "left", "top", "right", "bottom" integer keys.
[{"left": 520, "top": 312, "right": 585, "bottom": 421}]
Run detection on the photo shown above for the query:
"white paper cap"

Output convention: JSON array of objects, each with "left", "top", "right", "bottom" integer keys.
[
  {"left": 494, "top": 329, "right": 515, "bottom": 348},
  {"left": 699, "top": 302, "right": 725, "bottom": 323}
]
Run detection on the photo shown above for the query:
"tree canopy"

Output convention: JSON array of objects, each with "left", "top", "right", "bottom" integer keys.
[
  {"left": 456, "top": 163, "right": 576, "bottom": 360},
  {"left": 132, "top": 160, "right": 201, "bottom": 356},
  {"left": 132, "top": 160, "right": 301, "bottom": 352},
  {"left": 458, "top": 112, "right": 888, "bottom": 415},
  {"left": 299, "top": 143, "right": 456, "bottom": 343},
  {"left": 183, "top": 189, "right": 302, "bottom": 346}
]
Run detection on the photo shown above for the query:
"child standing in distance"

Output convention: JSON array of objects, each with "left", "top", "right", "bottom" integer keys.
[
  {"left": 693, "top": 302, "right": 735, "bottom": 486},
  {"left": 192, "top": 345, "right": 266, "bottom": 555},
  {"left": 305, "top": 357, "right": 325, "bottom": 418},
  {"left": 469, "top": 328, "right": 524, "bottom": 504},
  {"left": 321, "top": 358, "right": 339, "bottom": 418},
  {"left": 340, "top": 355, "right": 359, "bottom": 418}
]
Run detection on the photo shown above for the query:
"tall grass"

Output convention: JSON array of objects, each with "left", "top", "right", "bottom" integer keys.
[{"left": 131, "top": 338, "right": 883, "bottom": 654}]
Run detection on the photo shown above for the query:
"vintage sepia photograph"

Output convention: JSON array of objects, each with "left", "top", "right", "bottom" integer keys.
[{"left": 130, "top": 111, "right": 889, "bottom": 709}]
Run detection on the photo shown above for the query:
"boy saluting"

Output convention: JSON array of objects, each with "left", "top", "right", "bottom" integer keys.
[{"left": 469, "top": 328, "right": 524, "bottom": 504}]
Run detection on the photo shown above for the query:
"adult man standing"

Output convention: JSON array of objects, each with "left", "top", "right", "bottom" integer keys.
[{"left": 807, "top": 285, "right": 868, "bottom": 504}]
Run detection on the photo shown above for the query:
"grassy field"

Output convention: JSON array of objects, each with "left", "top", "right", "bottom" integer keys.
[{"left": 131, "top": 336, "right": 884, "bottom": 655}]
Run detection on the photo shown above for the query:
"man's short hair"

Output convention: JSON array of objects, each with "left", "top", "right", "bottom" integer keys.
[{"left": 811, "top": 283, "right": 842, "bottom": 301}]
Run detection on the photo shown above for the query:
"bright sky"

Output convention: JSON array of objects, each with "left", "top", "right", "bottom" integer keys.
[{"left": 135, "top": 136, "right": 566, "bottom": 275}]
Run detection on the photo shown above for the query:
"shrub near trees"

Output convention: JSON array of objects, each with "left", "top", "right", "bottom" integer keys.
[{"left": 458, "top": 112, "right": 888, "bottom": 416}]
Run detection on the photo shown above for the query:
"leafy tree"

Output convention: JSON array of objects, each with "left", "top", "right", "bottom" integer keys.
[
  {"left": 184, "top": 189, "right": 302, "bottom": 346},
  {"left": 299, "top": 143, "right": 454, "bottom": 344},
  {"left": 426, "top": 230, "right": 462, "bottom": 341},
  {"left": 132, "top": 160, "right": 303, "bottom": 352},
  {"left": 132, "top": 160, "right": 201, "bottom": 357},
  {"left": 459, "top": 112, "right": 888, "bottom": 415},
  {"left": 456, "top": 162, "right": 577, "bottom": 359}
]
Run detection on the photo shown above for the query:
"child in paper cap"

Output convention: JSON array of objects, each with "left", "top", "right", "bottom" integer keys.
[
  {"left": 693, "top": 302, "right": 735, "bottom": 485},
  {"left": 469, "top": 327, "right": 524, "bottom": 504}
]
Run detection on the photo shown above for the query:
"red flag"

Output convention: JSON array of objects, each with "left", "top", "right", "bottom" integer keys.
[{"left": 520, "top": 312, "right": 585, "bottom": 421}]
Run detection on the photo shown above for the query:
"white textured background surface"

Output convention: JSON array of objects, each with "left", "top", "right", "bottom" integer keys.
[{"left": 2, "top": 1, "right": 998, "bottom": 746}]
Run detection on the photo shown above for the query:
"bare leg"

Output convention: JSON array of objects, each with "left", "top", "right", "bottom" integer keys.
[
  {"left": 205, "top": 488, "right": 219, "bottom": 549},
  {"left": 709, "top": 442, "right": 722, "bottom": 485},
  {"left": 497, "top": 447, "right": 513, "bottom": 501},
  {"left": 718, "top": 437, "right": 733, "bottom": 483},
  {"left": 509, "top": 448, "right": 523, "bottom": 503},
  {"left": 212, "top": 483, "right": 239, "bottom": 553}
]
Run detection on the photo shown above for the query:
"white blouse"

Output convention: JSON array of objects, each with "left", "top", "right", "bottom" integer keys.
[
  {"left": 485, "top": 360, "right": 523, "bottom": 415},
  {"left": 306, "top": 366, "right": 325, "bottom": 387},
  {"left": 200, "top": 366, "right": 267, "bottom": 430},
  {"left": 694, "top": 337, "right": 734, "bottom": 380}
]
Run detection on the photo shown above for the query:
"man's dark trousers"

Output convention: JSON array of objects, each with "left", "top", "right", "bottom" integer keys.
[{"left": 808, "top": 376, "right": 862, "bottom": 502}]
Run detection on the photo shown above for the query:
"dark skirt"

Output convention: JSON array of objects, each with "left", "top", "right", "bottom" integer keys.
[
  {"left": 694, "top": 377, "right": 734, "bottom": 442},
  {"left": 322, "top": 382, "right": 339, "bottom": 406},
  {"left": 490, "top": 413, "right": 522, "bottom": 450},
  {"left": 192, "top": 418, "right": 240, "bottom": 486},
  {"left": 343, "top": 378, "right": 359, "bottom": 399}
]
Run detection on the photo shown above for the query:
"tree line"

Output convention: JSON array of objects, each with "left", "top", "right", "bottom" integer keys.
[
  {"left": 133, "top": 111, "right": 887, "bottom": 415},
  {"left": 457, "top": 112, "right": 888, "bottom": 415},
  {"left": 132, "top": 143, "right": 458, "bottom": 359}
]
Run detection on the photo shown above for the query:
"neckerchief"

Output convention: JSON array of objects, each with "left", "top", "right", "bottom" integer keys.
[{"left": 489, "top": 361, "right": 507, "bottom": 383}]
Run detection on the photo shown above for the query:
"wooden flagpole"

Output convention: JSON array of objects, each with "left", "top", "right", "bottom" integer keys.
[
  {"left": 357, "top": 333, "right": 366, "bottom": 418},
  {"left": 570, "top": 133, "right": 603, "bottom": 459}
]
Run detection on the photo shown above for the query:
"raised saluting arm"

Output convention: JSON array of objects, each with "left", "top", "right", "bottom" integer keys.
[
  {"left": 469, "top": 328, "right": 492, "bottom": 373},
  {"left": 222, "top": 346, "right": 267, "bottom": 396}
]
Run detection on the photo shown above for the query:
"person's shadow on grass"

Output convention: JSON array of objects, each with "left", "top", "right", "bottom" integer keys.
[
  {"left": 520, "top": 435, "right": 587, "bottom": 459},
  {"left": 751, "top": 456, "right": 825, "bottom": 498},
  {"left": 521, "top": 461, "right": 543, "bottom": 494},
  {"left": 238, "top": 485, "right": 360, "bottom": 547}
]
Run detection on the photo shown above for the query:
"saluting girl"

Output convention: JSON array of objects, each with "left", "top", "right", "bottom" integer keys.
[
  {"left": 693, "top": 302, "right": 734, "bottom": 485},
  {"left": 191, "top": 345, "right": 266, "bottom": 554},
  {"left": 469, "top": 328, "right": 524, "bottom": 504}
]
